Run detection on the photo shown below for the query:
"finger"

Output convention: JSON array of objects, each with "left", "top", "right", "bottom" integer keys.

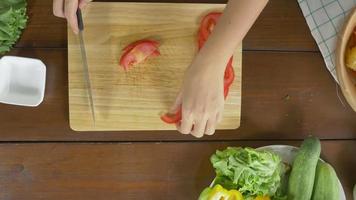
[
  {"left": 177, "top": 109, "right": 193, "bottom": 135},
  {"left": 178, "top": 119, "right": 193, "bottom": 135},
  {"left": 205, "top": 118, "right": 216, "bottom": 136},
  {"left": 79, "top": 0, "right": 92, "bottom": 9},
  {"left": 191, "top": 118, "right": 207, "bottom": 138},
  {"left": 64, "top": 0, "right": 80, "bottom": 34},
  {"left": 53, "top": 0, "right": 65, "bottom": 18},
  {"left": 169, "top": 90, "right": 183, "bottom": 113}
]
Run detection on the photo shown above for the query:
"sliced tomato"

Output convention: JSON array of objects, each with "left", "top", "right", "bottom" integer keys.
[
  {"left": 224, "top": 86, "right": 230, "bottom": 99},
  {"left": 224, "top": 58, "right": 235, "bottom": 88},
  {"left": 122, "top": 39, "right": 159, "bottom": 53},
  {"left": 198, "top": 13, "right": 222, "bottom": 49},
  {"left": 160, "top": 108, "right": 182, "bottom": 124},
  {"left": 223, "top": 59, "right": 234, "bottom": 99},
  {"left": 120, "top": 39, "right": 160, "bottom": 71},
  {"left": 199, "top": 12, "right": 222, "bottom": 42}
]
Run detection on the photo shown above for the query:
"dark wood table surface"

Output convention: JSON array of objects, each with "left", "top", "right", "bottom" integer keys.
[{"left": 0, "top": 0, "right": 355, "bottom": 199}]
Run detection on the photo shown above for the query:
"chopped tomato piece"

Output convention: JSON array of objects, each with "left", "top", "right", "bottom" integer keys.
[
  {"left": 120, "top": 39, "right": 160, "bottom": 71},
  {"left": 199, "top": 12, "right": 222, "bottom": 42},
  {"left": 224, "top": 58, "right": 235, "bottom": 88},
  {"left": 151, "top": 50, "right": 161, "bottom": 57},
  {"left": 224, "top": 87, "right": 230, "bottom": 99},
  {"left": 160, "top": 107, "right": 182, "bottom": 124},
  {"left": 198, "top": 12, "right": 222, "bottom": 49}
]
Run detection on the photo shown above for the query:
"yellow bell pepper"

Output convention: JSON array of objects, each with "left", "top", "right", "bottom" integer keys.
[
  {"left": 254, "top": 196, "right": 271, "bottom": 200},
  {"left": 207, "top": 184, "right": 243, "bottom": 200}
]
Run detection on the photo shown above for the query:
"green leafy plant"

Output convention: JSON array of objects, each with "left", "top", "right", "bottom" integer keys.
[
  {"left": 211, "top": 147, "right": 285, "bottom": 199},
  {"left": 0, "top": 0, "right": 28, "bottom": 54}
]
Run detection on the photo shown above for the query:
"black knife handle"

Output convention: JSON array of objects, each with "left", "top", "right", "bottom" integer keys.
[{"left": 76, "top": 9, "right": 84, "bottom": 31}]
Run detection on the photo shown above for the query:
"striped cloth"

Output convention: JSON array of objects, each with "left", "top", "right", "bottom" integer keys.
[{"left": 298, "top": 0, "right": 356, "bottom": 81}]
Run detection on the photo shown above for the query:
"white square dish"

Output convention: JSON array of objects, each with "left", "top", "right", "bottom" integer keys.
[{"left": 0, "top": 56, "right": 46, "bottom": 107}]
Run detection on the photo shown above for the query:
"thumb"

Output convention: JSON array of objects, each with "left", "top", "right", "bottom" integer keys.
[{"left": 169, "top": 90, "right": 183, "bottom": 113}]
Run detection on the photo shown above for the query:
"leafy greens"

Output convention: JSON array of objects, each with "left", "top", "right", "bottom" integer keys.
[
  {"left": 211, "top": 147, "right": 286, "bottom": 199},
  {"left": 0, "top": 0, "right": 28, "bottom": 54}
]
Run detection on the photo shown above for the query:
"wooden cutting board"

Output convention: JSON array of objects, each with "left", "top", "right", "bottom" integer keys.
[{"left": 68, "top": 2, "right": 242, "bottom": 131}]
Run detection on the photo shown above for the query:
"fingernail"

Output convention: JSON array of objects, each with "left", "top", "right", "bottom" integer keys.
[{"left": 194, "top": 133, "right": 204, "bottom": 138}]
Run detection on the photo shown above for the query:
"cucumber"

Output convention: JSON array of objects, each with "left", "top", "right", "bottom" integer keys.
[
  {"left": 287, "top": 137, "right": 321, "bottom": 200},
  {"left": 311, "top": 161, "right": 340, "bottom": 200}
]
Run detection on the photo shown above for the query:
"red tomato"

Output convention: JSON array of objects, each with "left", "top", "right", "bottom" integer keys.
[
  {"left": 120, "top": 39, "right": 160, "bottom": 71},
  {"left": 160, "top": 107, "right": 182, "bottom": 124},
  {"left": 224, "top": 87, "right": 230, "bottom": 99},
  {"left": 199, "top": 12, "right": 222, "bottom": 42},
  {"left": 224, "top": 58, "right": 235, "bottom": 88}
]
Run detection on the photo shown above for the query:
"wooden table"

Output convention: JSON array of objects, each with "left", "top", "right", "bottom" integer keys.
[{"left": 0, "top": 0, "right": 355, "bottom": 199}]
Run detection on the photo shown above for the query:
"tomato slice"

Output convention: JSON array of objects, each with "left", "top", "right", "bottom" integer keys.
[
  {"left": 224, "top": 87, "right": 230, "bottom": 99},
  {"left": 160, "top": 107, "right": 182, "bottom": 124},
  {"left": 199, "top": 12, "right": 222, "bottom": 42},
  {"left": 224, "top": 58, "right": 235, "bottom": 88},
  {"left": 120, "top": 39, "right": 160, "bottom": 71}
]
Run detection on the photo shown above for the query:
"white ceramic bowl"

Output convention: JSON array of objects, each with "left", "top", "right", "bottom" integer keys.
[{"left": 0, "top": 56, "right": 46, "bottom": 107}]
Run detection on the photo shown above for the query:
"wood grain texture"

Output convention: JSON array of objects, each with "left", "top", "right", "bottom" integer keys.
[
  {"left": 1, "top": 0, "right": 355, "bottom": 199},
  {"left": 0, "top": 141, "right": 354, "bottom": 200},
  {"left": 17, "top": 0, "right": 317, "bottom": 51},
  {"left": 68, "top": 2, "right": 242, "bottom": 131},
  {"left": 1, "top": 49, "right": 356, "bottom": 140}
]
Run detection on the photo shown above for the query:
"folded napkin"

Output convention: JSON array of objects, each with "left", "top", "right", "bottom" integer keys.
[{"left": 298, "top": 0, "right": 356, "bottom": 81}]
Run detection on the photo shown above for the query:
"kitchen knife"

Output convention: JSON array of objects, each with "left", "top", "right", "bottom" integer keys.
[{"left": 77, "top": 9, "right": 96, "bottom": 125}]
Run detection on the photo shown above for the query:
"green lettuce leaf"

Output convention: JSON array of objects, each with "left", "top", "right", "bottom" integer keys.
[
  {"left": 210, "top": 147, "right": 285, "bottom": 199},
  {"left": 0, "top": 0, "right": 27, "bottom": 54}
]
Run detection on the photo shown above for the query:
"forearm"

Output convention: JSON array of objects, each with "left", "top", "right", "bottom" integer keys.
[{"left": 197, "top": 0, "right": 268, "bottom": 72}]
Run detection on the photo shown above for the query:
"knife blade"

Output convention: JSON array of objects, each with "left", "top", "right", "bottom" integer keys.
[{"left": 77, "top": 9, "right": 96, "bottom": 125}]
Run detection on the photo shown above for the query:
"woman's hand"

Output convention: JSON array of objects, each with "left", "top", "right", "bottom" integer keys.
[
  {"left": 53, "top": 0, "right": 92, "bottom": 34},
  {"left": 170, "top": 0, "right": 268, "bottom": 138},
  {"left": 171, "top": 54, "right": 226, "bottom": 138}
]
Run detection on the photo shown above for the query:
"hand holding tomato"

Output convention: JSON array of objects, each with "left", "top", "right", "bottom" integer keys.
[
  {"left": 171, "top": 54, "right": 226, "bottom": 138},
  {"left": 53, "top": 0, "right": 92, "bottom": 34}
]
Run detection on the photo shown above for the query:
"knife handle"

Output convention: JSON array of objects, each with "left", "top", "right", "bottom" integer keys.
[{"left": 76, "top": 8, "right": 84, "bottom": 31}]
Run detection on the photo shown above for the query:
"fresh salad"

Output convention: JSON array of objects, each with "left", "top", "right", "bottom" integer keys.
[
  {"left": 199, "top": 147, "right": 288, "bottom": 200},
  {"left": 199, "top": 137, "right": 341, "bottom": 200},
  {"left": 0, "top": 0, "right": 28, "bottom": 54}
]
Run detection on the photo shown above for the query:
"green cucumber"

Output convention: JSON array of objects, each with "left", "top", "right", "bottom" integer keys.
[
  {"left": 287, "top": 137, "right": 321, "bottom": 200},
  {"left": 311, "top": 161, "right": 340, "bottom": 200}
]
